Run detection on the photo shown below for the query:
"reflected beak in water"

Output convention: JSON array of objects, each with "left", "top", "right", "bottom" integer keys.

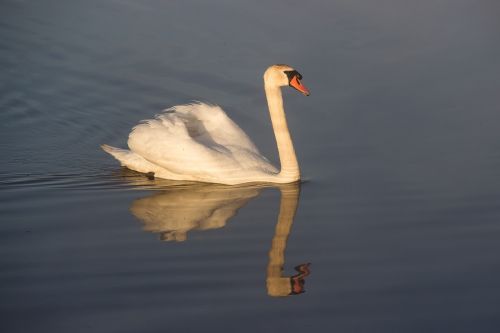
[{"left": 290, "top": 263, "right": 311, "bottom": 295}]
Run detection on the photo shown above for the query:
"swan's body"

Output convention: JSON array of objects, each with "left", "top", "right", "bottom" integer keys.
[
  {"left": 102, "top": 65, "right": 309, "bottom": 185},
  {"left": 103, "top": 103, "right": 279, "bottom": 183}
]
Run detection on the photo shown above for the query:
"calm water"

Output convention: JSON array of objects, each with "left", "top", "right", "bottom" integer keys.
[{"left": 2, "top": 0, "right": 500, "bottom": 332}]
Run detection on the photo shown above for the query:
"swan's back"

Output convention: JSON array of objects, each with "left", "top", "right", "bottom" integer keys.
[{"left": 124, "top": 102, "right": 277, "bottom": 183}]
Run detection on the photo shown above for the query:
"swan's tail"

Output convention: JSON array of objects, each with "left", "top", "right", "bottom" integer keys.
[
  {"left": 101, "top": 144, "right": 168, "bottom": 177},
  {"left": 101, "top": 144, "right": 132, "bottom": 165}
]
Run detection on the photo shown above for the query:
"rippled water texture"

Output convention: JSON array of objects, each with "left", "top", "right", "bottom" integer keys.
[{"left": 2, "top": 0, "right": 500, "bottom": 332}]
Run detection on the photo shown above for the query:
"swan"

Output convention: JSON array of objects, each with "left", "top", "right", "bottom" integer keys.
[{"left": 102, "top": 64, "right": 309, "bottom": 185}]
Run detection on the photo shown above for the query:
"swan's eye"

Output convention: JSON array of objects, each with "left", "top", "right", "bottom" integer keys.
[{"left": 284, "top": 70, "right": 303, "bottom": 84}]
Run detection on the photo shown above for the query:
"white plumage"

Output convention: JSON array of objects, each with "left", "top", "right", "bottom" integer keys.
[{"left": 103, "top": 102, "right": 277, "bottom": 183}]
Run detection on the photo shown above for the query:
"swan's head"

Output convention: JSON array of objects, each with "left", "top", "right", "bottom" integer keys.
[{"left": 264, "top": 64, "right": 310, "bottom": 96}]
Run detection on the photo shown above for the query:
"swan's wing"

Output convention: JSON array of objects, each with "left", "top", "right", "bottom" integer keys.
[
  {"left": 128, "top": 103, "right": 276, "bottom": 179},
  {"left": 171, "top": 102, "right": 261, "bottom": 154}
]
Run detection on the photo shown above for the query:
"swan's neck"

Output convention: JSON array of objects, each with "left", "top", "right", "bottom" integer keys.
[{"left": 265, "top": 83, "right": 300, "bottom": 182}]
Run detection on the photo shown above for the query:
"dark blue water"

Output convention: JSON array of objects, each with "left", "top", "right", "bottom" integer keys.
[{"left": 2, "top": 0, "right": 500, "bottom": 332}]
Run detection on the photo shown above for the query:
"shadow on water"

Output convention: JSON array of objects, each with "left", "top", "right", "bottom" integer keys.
[{"left": 121, "top": 170, "right": 311, "bottom": 297}]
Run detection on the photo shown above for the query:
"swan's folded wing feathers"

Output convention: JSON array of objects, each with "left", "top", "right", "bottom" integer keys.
[
  {"left": 128, "top": 111, "right": 241, "bottom": 177},
  {"left": 171, "top": 102, "right": 260, "bottom": 154}
]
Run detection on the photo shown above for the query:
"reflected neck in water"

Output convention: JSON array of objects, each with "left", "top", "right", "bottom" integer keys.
[{"left": 267, "top": 183, "right": 310, "bottom": 297}]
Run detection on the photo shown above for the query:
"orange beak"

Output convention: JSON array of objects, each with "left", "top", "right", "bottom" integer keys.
[{"left": 290, "top": 76, "right": 310, "bottom": 96}]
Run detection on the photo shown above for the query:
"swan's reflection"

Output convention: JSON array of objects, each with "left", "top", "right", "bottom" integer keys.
[
  {"left": 126, "top": 172, "right": 310, "bottom": 296},
  {"left": 130, "top": 185, "right": 260, "bottom": 241}
]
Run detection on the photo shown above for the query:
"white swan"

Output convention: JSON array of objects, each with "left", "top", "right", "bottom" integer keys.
[{"left": 102, "top": 64, "right": 309, "bottom": 185}]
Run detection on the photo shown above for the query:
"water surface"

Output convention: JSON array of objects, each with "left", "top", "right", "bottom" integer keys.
[{"left": 1, "top": 0, "right": 500, "bottom": 332}]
